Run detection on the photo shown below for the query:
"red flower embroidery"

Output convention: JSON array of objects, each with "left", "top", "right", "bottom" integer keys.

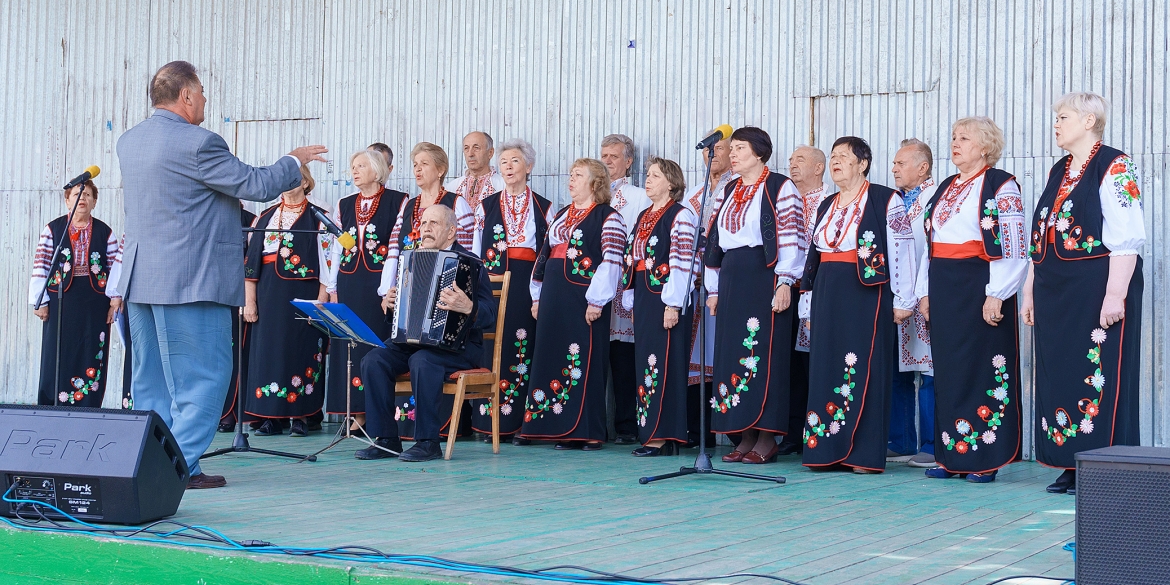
[
  {"left": 826, "top": 402, "right": 838, "bottom": 415},
  {"left": 655, "top": 264, "right": 670, "bottom": 278},
  {"left": 549, "top": 380, "right": 562, "bottom": 391},
  {"left": 73, "top": 391, "right": 84, "bottom": 402},
  {"left": 290, "top": 254, "right": 301, "bottom": 265},
  {"left": 956, "top": 441, "right": 969, "bottom": 454},
  {"left": 1110, "top": 162, "right": 1127, "bottom": 174},
  {"left": 1085, "top": 402, "right": 1100, "bottom": 417},
  {"left": 731, "top": 373, "right": 741, "bottom": 386},
  {"left": 977, "top": 405, "right": 992, "bottom": 421},
  {"left": 524, "top": 412, "right": 533, "bottom": 422},
  {"left": 305, "top": 367, "right": 314, "bottom": 378},
  {"left": 351, "top": 377, "right": 362, "bottom": 387},
  {"left": 1053, "top": 433, "right": 1065, "bottom": 446},
  {"left": 807, "top": 436, "right": 818, "bottom": 449},
  {"left": 256, "top": 388, "right": 263, "bottom": 398},
  {"left": 637, "top": 385, "right": 646, "bottom": 399},
  {"left": 499, "top": 380, "right": 509, "bottom": 389},
  {"left": 579, "top": 257, "right": 592, "bottom": 270},
  {"left": 1063, "top": 238, "right": 1078, "bottom": 251},
  {"left": 485, "top": 248, "right": 496, "bottom": 260},
  {"left": 1125, "top": 182, "right": 1139, "bottom": 197},
  {"left": 86, "top": 368, "right": 96, "bottom": 378},
  {"left": 377, "top": 245, "right": 387, "bottom": 255},
  {"left": 286, "top": 393, "right": 297, "bottom": 403}
]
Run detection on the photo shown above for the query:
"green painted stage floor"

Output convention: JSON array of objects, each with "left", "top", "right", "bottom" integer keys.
[{"left": 3, "top": 426, "right": 1076, "bottom": 585}]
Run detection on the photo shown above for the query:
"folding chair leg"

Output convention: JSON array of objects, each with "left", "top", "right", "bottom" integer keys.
[
  {"left": 491, "top": 389, "right": 501, "bottom": 454},
  {"left": 445, "top": 384, "right": 465, "bottom": 461}
]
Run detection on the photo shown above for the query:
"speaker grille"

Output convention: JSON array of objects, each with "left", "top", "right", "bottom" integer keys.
[{"left": 1077, "top": 464, "right": 1170, "bottom": 585}]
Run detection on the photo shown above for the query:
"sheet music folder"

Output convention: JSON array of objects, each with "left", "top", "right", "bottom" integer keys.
[{"left": 290, "top": 300, "right": 386, "bottom": 348}]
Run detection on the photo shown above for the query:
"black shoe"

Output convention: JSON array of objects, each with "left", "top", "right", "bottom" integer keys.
[
  {"left": 217, "top": 419, "right": 235, "bottom": 433},
  {"left": 1046, "top": 469, "right": 1076, "bottom": 494},
  {"left": 614, "top": 434, "right": 638, "bottom": 445},
  {"left": 399, "top": 440, "right": 442, "bottom": 462},
  {"left": 554, "top": 442, "right": 581, "bottom": 450},
  {"left": 775, "top": 441, "right": 803, "bottom": 456},
  {"left": 582, "top": 441, "right": 604, "bottom": 451},
  {"left": 254, "top": 419, "right": 282, "bottom": 436},
  {"left": 512, "top": 436, "right": 531, "bottom": 446},
  {"left": 355, "top": 438, "right": 403, "bottom": 460},
  {"left": 632, "top": 443, "right": 676, "bottom": 457},
  {"left": 288, "top": 419, "right": 309, "bottom": 437}
]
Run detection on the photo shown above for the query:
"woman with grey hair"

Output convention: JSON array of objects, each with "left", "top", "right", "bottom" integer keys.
[
  {"left": 324, "top": 149, "right": 409, "bottom": 428},
  {"left": 1021, "top": 91, "right": 1145, "bottom": 495},
  {"left": 916, "top": 117, "right": 1027, "bottom": 483},
  {"left": 470, "top": 139, "right": 554, "bottom": 441}
]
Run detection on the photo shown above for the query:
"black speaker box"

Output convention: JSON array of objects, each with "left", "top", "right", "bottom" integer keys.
[
  {"left": 0, "top": 405, "right": 188, "bottom": 524},
  {"left": 1075, "top": 445, "right": 1170, "bottom": 585}
]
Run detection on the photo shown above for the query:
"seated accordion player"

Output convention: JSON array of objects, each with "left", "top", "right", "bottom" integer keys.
[{"left": 388, "top": 248, "right": 481, "bottom": 351}]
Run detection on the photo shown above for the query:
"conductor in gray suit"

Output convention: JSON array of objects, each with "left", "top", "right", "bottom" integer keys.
[{"left": 115, "top": 61, "right": 327, "bottom": 489}]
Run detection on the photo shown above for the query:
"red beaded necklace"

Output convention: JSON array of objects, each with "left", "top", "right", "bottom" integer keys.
[
  {"left": 411, "top": 189, "right": 446, "bottom": 231},
  {"left": 723, "top": 167, "right": 770, "bottom": 234},
  {"left": 502, "top": 187, "right": 531, "bottom": 244},
  {"left": 931, "top": 165, "right": 989, "bottom": 229},
  {"left": 635, "top": 202, "right": 670, "bottom": 248},
  {"left": 821, "top": 181, "right": 868, "bottom": 249},
  {"left": 558, "top": 202, "right": 595, "bottom": 240},
  {"left": 1056, "top": 141, "right": 1102, "bottom": 204},
  {"left": 355, "top": 187, "right": 384, "bottom": 225}
]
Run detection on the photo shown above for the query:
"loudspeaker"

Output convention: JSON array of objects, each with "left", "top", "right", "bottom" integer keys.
[
  {"left": 0, "top": 405, "right": 188, "bottom": 525},
  {"left": 1075, "top": 445, "right": 1170, "bottom": 585}
]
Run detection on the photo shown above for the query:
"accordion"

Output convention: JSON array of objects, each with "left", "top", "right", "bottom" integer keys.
[{"left": 389, "top": 248, "right": 480, "bottom": 351}]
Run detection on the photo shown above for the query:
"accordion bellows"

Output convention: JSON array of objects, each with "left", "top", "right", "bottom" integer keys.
[{"left": 389, "top": 248, "right": 479, "bottom": 351}]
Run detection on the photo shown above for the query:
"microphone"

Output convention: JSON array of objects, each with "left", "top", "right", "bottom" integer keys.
[
  {"left": 311, "top": 206, "right": 357, "bottom": 249},
  {"left": 695, "top": 125, "right": 734, "bottom": 150},
  {"left": 63, "top": 166, "right": 101, "bottom": 190}
]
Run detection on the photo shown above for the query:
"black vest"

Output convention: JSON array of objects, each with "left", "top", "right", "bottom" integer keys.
[
  {"left": 801, "top": 184, "right": 898, "bottom": 293},
  {"left": 924, "top": 167, "right": 1016, "bottom": 260},
  {"left": 338, "top": 188, "right": 408, "bottom": 273},
  {"left": 397, "top": 192, "right": 459, "bottom": 252},
  {"left": 704, "top": 171, "right": 795, "bottom": 270},
  {"left": 245, "top": 203, "right": 327, "bottom": 280},
  {"left": 478, "top": 189, "right": 552, "bottom": 274},
  {"left": 533, "top": 203, "right": 618, "bottom": 287},
  {"left": 624, "top": 202, "right": 685, "bottom": 294},
  {"left": 1030, "top": 144, "right": 1125, "bottom": 262},
  {"left": 47, "top": 216, "right": 113, "bottom": 295}
]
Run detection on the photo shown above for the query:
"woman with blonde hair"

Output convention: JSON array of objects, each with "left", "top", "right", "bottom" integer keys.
[
  {"left": 520, "top": 158, "right": 627, "bottom": 450},
  {"left": 621, "top": 156, "right": 697, "bottom": 456},
  {"left": 917, "top": 117, "right": 1027, "bottom": 483},
  {"left": 1022, "top": 92, "right": 1145, "bottom": 494}
]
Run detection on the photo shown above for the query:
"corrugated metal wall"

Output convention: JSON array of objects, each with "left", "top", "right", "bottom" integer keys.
[{"left": 2, "top": 0, "right": 1166, "bottom": 453}]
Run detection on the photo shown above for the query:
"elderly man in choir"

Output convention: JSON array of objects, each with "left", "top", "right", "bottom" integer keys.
[
  {"left": 600, "top": 133, "right": 651, "bottom": 445},
  {"left": 887, "top": 138, "right": 938, "bottom": 468},
  {"left": 356, "top": 205, "right": 495, "bottom": 462},
  {"left": 444, "top": 131, "right": 505, "bottom": 227},
  {"left": 776, "top": 144, "right": 829, "bottom": 456}
]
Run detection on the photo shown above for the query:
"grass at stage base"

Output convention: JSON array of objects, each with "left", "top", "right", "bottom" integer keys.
[{"left": 0, "top": 527, "right": 455, "bottom": 585}]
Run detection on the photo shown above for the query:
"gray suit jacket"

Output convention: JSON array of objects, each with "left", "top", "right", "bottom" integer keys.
[{"left": 115, "top": 110, "right": 302, "bottom": 306}]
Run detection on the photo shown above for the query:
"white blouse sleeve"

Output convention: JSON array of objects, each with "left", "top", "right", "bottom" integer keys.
[
  {"left": 454, "top": 196, "right": 476, "bottom": 253},
  {"left": 585, "top": 212, "right": 628, "bottom": 309},
  {"left": 104, "top": 233, "right": 123, "bottom": 299},
  {"left": 986, "top": 179, "right": 1029, "bottom": 300},
  {"left": 913, "top": 242, "right": 931, "bottom": 301},
  {"left": 886, "top": 193, "right": 917, "bottom": 311},
  {"left": 773, "top": 180, "right": 805, "bottom": 283},
  {"left": 326, "top": 200, "right": 343, "bottom": 293},
  {"left": 661, "top": 207, "right": 698, "bottom": 309},
  {"left": 703, "top": 187, "right": 728, "bottom": 296},
  {"left": 1099, "top": 154, "right": 1146, "bottom": 256},
  {"left": 316, "top": 218, "right": 337, "bottom": 290},
  {"left": 28, "top": 226, "right": 54, "bottom": 306},
  {"left": 379, "top": 202, "right": 408, "bottom": 296},
  {"left": 797, "top": 290, "right": 812, "bottom": 320}
]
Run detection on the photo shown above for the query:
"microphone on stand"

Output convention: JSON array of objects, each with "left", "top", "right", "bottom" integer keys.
[
  {"left": 63, "top": 165, "right": 101, "bottom": 189},
  {"left": 311, "top": 206, "right": 357, "bottom": 249},
  {"left": 695, "top": 125, "right": 734, "bottom": 151}
]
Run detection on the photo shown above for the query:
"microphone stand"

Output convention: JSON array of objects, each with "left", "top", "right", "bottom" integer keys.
[
  {"left": 638, "top": 145, "right": 785, "bottom": 485},
  {"left": 34, "top": 190, "right": 86, "bottom": 404},
  {"left": 202, "top": 224, "right": 334, "bottom": 463}
]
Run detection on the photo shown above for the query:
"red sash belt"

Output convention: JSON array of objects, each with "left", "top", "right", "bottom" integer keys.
[
  {"left": 634, "top": 259, "right": 646, "bottom": 271},
  {"left": 933, "top": 240, "right": 991, "bottom": 261},
  {"left": 262, "top": 254, "right": 278, "bottom": 265},
  {"left": 1046, "top": 227, "right": 1056, "bottom": 244},
  {"left": 508, "top": 247, "right": 537, "bottom": 262},
  {"left": 821, "top": 251, "right": 855, "bottom": 263},
  {"left": 550, "top": 243, "right": 568, "bottom": 259}
]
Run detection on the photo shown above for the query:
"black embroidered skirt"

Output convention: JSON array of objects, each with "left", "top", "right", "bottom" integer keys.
[
  {"left": 326, "top": 262, "right": 389, "bottom": 415},
  {"left": 929, "top": 257, "right": 1022, "bottom": 474},
  {"left": 243, "top": 273, "right": 328, "bottom": 419},
  {"left": 709, "top": 247, "right": 792, "bottom": 435},
  {"left": 1033, "top": 254, "right": 1143, "bottom": 469},
  {"left": 519, "top": 258, "right": 611, "bottom": 441},
  {"left": 631, "top": 269, "right": 691, "bottom": 445},
  {"left": 471, "top": 258, "right": 537, "bottom": 435},
  {"left": 802, "top": 261, "right": 893, "bottom": 471},
  {"left": 37, "top": 281, "right": 113, "bottom": 408}
]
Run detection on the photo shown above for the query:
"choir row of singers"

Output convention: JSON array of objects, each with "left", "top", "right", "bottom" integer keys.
[{"left": 30, "top": 91, "right": 1143, "bottom": 492}]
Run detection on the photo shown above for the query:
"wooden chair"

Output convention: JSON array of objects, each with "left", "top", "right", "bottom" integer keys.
[{"left": 394, "top": 272, "right": 510, "bottom": 460}]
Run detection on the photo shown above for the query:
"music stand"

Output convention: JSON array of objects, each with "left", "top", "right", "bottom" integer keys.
[
  {"left": 638, "top": 144, "right": 785, "bottom": 485},
  {"left": 290, "top": 301, "right": 393, "bottom": 460}
]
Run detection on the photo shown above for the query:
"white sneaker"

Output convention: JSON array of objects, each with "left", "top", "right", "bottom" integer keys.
[{"left": 907, "top": 451, "right": 938, "bottom": 468}]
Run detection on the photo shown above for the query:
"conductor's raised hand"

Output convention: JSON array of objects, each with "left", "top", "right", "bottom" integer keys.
[
  {"left": 381, "top": 287, "right": 397, "bottom": 314},
  {"left": 290, "top": 145, "right": 329, "bottom": 165},
  {"left": 438, "top": 286, "right": 474, "bottom": 315}
]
